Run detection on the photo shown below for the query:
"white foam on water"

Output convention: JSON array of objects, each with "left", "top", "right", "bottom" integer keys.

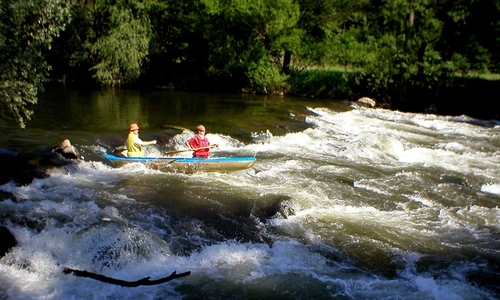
[
  {"left": 481, "top": 183, "right": 500, "bottom": 196},
  {"left": 1, "top": 106, "right": 499, "bottom": 299},
  {"left": 180, "top": 239, "right": 490, "bottom": 299},
  {"left": 0, "top": 221, "right": 183, "bottom": 300}
]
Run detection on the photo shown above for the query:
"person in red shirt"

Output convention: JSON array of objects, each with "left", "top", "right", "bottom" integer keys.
[{"left": 186, "top": 125, "right": 217, "bottom": 158}]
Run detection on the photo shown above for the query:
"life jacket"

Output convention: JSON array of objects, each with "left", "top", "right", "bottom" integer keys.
[{"left": 187, "top": 134, "right": 210, "bottom": 158}]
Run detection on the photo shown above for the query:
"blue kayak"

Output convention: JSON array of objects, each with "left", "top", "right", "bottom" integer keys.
[{"left": 103, "top": 153, "right": 256, "bottom": 173}]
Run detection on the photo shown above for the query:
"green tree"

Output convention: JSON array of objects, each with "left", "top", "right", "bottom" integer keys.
[
  {"left": 0, "top": 0, "right": 71, "bottom": 127},
  {"left": 89, "top": 0, "right": 152, "bottom": 86},
  {"left": 361, "top": 0, "right": 429, "bottom": 98},
  {"left": 51, "top": 0, "right": 154, "bottom": 86},
  {"left": 437, "top": 0, "right": 500, "bottom": 73},
  {"left": 293, "top": 0, "right": 500, "bottom": 104},
  {"left": 294, "top": 0, "right": 363, "bottom": 68},
  {"left": 322, "top": 0, "right": 446, "bottom": 101},
  {"left": 143, "top": 0, "right": 208, "bottom": 90},
  {"left": 200, "top": 0, "right": 302, "bottom": 93}
]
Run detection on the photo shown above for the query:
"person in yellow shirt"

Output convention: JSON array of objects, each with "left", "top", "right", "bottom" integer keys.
[{"left": 126, "top": 123, "right": 157, "bottom": 157}]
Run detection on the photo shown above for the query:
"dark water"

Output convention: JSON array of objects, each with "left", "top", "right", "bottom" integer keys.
[
  {"left": 31, "top": 86, "right": 345, "bottom": 138},
  {"left": 0, "top": 85, "right": 499, "bottom": 299}
]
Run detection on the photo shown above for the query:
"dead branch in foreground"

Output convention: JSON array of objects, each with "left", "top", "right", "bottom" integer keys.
[{"left": 63, "top": 267, "right": 191, "bottom": 287}]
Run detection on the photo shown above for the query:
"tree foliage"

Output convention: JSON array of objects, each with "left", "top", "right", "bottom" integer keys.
[
  {"left": 198, "top": 0, "right": 302, "bottom": 93},
  {"left": 0, "top": 0, "right": 71, "bottom": 127},
  {"left": 1, "top": 0, "right": 499, "bottom": 127},
  {"left": 89, "top": 0, "right": 152, "bottom": 86},
  {"left": 52, "top": 0, "right": 153, "bottom": 86}
]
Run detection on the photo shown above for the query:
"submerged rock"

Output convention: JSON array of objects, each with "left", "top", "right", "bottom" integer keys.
[
  {"left": 52, "top": 139, "right": 80, "bottom": 160},
  {"left": 252, "top": 195, "right": 296, "bottom": 220},
  {"left": 0, "top": 139, "right": 80, "bottom": 186},
  {"left": 0, "top": 226, "right": 17, "bottom": 258},
  {"left": 358, "top": 97, "right": 377, "bottom": 107}
]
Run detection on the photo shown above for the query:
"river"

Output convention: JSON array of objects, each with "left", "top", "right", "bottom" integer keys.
[{"left": 0, "top": 86, "right": 499, "bottom": 299}]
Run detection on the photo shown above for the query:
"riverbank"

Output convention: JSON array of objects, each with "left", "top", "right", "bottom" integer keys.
[
  {"left": 287, "top": 69, "right": 500, "bottom": 121},
  {"left": 54, "top": 69, "right": 500, "bottom": 122}
]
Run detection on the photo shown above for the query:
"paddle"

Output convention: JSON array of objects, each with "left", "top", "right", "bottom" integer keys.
[{"left": 166, "top": 145, "right": 218, "bottom": 155}]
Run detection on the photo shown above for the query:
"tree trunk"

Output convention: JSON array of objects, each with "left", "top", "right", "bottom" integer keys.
[
  {"left": 400, "top": 2, "right": 415, "bottom": 99},
  {"left": 282, "top": 50, "right": 292, "bottom": 74},
  {"left": 405, "top": 3, "right": 414, "bottom": 52}
]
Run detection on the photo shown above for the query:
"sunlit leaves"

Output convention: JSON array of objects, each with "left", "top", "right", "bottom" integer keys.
[
  {"left": 87, "top": 0, "right": 152, "bottom": 86},
  {"left": 200, "top": 0, "right": 301, "bottom": 93},
  {"left": 2, "top": 0, "right": 500, "bottom": 127},
  {"left": 0, "top": 0, "right": 71, "bottom": 127},
  {"left": 90, "top": 15, "right": 151, "bottom": 85},
  {"left": 242, "top": 45, "right": 289, "bottom": 92}
]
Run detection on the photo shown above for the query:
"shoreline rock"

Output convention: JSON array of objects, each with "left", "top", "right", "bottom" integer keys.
[{"left": 0, "top": 139, "right": 80, "bottom": 186}]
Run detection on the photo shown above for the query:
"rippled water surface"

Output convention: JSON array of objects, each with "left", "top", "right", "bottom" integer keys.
[{"left": 1, "top": 86, "right": 499, "bottom": 299}]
